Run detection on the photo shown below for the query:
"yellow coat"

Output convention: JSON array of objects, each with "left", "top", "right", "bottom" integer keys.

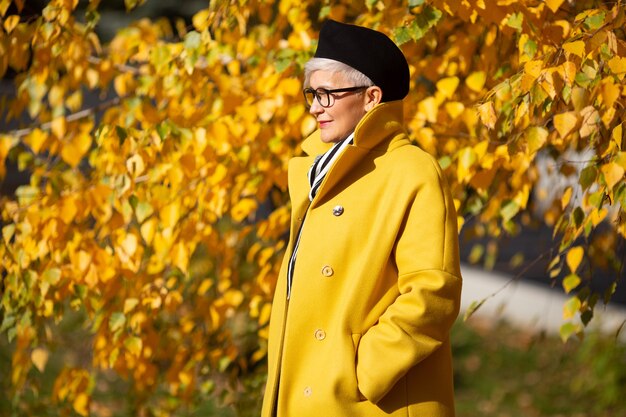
[{"left": 261, "top": 101, "right": 462, "bottom": 417}]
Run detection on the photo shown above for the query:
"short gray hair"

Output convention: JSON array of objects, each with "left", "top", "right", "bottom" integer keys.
[{"left": 303, "top": 58, "right": 374, "bottom": 89}]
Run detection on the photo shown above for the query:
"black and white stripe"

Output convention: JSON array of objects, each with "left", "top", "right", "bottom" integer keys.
[
  {"left": 307, "top": 133, "right": 354, "bottom": 201},
  {"left": 287, "top": 133, "right": 354, "bottom": 299}
]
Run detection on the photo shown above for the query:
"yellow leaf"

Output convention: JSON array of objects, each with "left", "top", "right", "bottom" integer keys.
[
  {"left": 418, "top": 97, "right": 438, "bottom": 123},
  {"left": 124, "top": 298, "right": 139, "bottom": 314},
  {"left": 589, "top": 207, "right": 608, "bottom": 226},
  {"left": 120, "top": 233, "right": 138, "bottom": 257},
  {"left": 277, "top": 78, "right": 301, "bottom": 96},
  {"left": 25, "top": 128, "right": 47, "bottom": 153},
  {"left": 524, "top": 60, "right": 543, "bottom": 78},
  {"left": 457, "top": 146, "right": 477, "bottom": 180},
  {"left": 561, "top": 186, "right": 572, "bottom": 209},
  {"left": 259, "top": 303, "right": 272, "bottom": 325},
  {"left": 553, "top": 111, "right": 579, "bottom": 138},
  {"left": 301, "top": 115, "right": 317, "bottom": 138},
  {"left": 436, "top": 76, "right": 460, "bottom": 99},
  {"left": 86, "top": 68, "right": 99, "bottom": 89},
  {"left": 526, "top": 126, "right": 548, "bottom": 154},
  {"left": 61, "top": 131, "right": 92, "bottom": 168},
  {"left": 613, "top": 124, "right": 624, "bottom": 151},
  {"left": 563, "top": 296, "right": 581, "bottom": 320},
  {"left": 124, "top": 336, "right": 142, "bottom": 357},
  {"left": 192, "top": 8, "right": 211, "bottom": 32},
  {"left": 197, "top": 279, "right": 213, "bottom": 296},
  {"left": 51, "top": 116, "right": 66, "bottom": 138},
  {"left": 477, "top": 102, "right": 496, "bottom": 129},
  {"left": 571, "top": 86, "right": 588, "bottom": 112},
  {"left": 59, "top": 194, "right": 78, "bottom": 224},
  {"left": 578, "top": 106, "right": 600, "bottom": 138},
  {"left": 141, "top": 218, "right": 157, "bottom": 244},
  {"left": 223, "top": 289, "right": 244, "bottom": 307},
  {"left": 31, "top": 348, "right": 49, "bottom": 372},
  {"left": 126, "top": 154, "right": 145, "bottom": 178},
  {"left": 445, "top": 102, "right": 465, "bottom": 119},
  {"left": 545, "top": 0, "right": 565, "bottom": 13},
  {"left": 563, "top": 40, "right": 585, "bottom": 58},
  {"left": 161, "top": 201, "right": 180, "bottom": 228},
  {"left": 538, "top": 70, "right": 557, "bottom": 99},
  {"left": 600, "top": 162, "right": 625, "bottom": 190},
  {"left": 179, "top": 370, "right": 192, "bottom": 386},
  {"left": 3, "top": 14, "right": 19, "bottom": 33},
  {"left": 465, "top": 71, "right": 486, "bottom": 92},
  {"left": 608, "top": 56, "right": 626, "bottom": 74},
  {"left": 73, "top": 393, "right": 89, "bottom": 417},
  {"left": 566, "top": 246, "right": 584, "bottom": 273},
  {"left": 231, "top": 198, "right": 258, "bottom": 222},
  {"left": 559, "top": 61, "right": 577, "bottom": 86},
  {"left": 601, "top": 78, "right": 621, "bottom": 108}
]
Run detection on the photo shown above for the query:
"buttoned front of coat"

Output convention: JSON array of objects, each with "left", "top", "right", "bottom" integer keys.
[{"left": 261, "top": 101, "right": 463, "bottom": 417}]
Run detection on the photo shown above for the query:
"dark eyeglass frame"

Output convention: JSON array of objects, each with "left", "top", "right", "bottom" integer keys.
[{"left": 303, "top": 86, "right": 369, "bottom": 108}]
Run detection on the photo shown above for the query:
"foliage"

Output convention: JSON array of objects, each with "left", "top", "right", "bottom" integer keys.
[
  {"left": 453, "top": 320, "right": 626, "bottom": 417},
  {"left": 0, "top": 0, "right": 625, "bottom": 415}
]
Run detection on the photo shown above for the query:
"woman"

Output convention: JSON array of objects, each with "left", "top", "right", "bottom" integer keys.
[{"left": 262, "top": 19, "right": 463, "bottom": 417}]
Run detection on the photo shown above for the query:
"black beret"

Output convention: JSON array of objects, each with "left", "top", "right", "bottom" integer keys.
[{"left": 314, "top": 19, "right": 410, "bottom": 102}]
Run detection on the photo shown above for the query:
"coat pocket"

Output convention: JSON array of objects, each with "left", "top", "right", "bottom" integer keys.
[{"left": 351, "top": 333, "right": 365, "bottom": 401}]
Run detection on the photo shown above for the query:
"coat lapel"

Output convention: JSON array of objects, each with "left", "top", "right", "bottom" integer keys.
[{"left": 297, "top": 101, "right": 407, "bottom": 208}]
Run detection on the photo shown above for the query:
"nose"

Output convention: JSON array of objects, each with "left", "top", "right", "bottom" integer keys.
[{"left": 309, "top": 97, "right": 324, "bottom": 116}]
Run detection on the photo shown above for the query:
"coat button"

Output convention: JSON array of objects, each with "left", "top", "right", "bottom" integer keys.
[
  {"left": 304, "top": 386, "right": 312, "bottom": 397},
  {"left": 314, "top": 329, "right": 326, "bottom": 340},
  {"left": 321, "top": 265, "right": 334, "bottom": 277},
  {"left": 332, "top": 205, "right": 344, "bottom": 216}
]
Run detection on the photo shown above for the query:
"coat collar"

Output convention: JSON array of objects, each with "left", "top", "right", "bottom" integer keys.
[
  {"left": 291, "top": 100, "right": 408, "bottom": 209},
  {"left": 300, "top": 100, "right": 406, "bottom": 156}
]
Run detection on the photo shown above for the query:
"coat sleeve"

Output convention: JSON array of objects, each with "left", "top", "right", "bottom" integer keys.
[{"left": 355, "top": 155, "right": 463, "bottom": 404}]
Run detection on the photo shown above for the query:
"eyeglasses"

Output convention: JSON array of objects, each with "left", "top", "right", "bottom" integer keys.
[{"left": 303, "top": 86, "right": 368, "bottom": 108}]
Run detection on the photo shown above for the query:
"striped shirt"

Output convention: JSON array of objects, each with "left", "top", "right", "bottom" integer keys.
[{"left": 287, "top": 133, "right": 355, "bottom": 299}]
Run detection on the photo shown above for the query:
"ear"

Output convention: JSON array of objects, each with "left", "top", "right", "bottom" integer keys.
[{"left": 363, "top": 86, "right": 383, "bottom": 112}]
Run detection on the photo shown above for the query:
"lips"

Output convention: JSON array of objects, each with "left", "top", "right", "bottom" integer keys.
[{"left": 318, "top": 120, "right": 331, "bottom": 128}]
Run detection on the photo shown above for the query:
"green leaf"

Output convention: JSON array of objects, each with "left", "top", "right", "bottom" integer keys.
[
  {"left": 588, "top": 189, "right": 605, "bottom": 208},
  {"left": 394, "top": 27, "right": 412, "bottom": 45},
  {"left": 579, "top": 165, "right": 597, "bottom": 191},
  {"left": 124, "top": 0, "right": 146, "bottom": 11},
  {"left": 506, "top": 12, "right": 524, "bottom": 31},
  {"left": 184, "top": 31, "right": 201, "bottom": 50},
  {"left": 409, "top": 0, "right": 425, "bottom": 6},
  {"left": 572, "top": 206, "right": 584, "bottom": 228},
  {"left": 109, "top": 312, "right": 126, "bottom": 332},
  {"left": 135, "top": 201, "right": 154, "bottom": 223},
  {"left": 463, "top": 299, "right": 486, "bottom": 321},
  {"left": 412, "top": 6, "right": 442, "bottom": 40},
  {"left": 500, "top": 200, "right": 520, "bottom": 221},
  {"left": 604, "top": 282, "right": 617, "bottom": 304},
  {"left": 318, "top": 6, "right": 330, "bottom": 19},
  {"left": 583, "top": 12, "right": 605, "bottom": 30},
  {"left": 559, "top": 322, "right": 580, "bottom": 342},
  {"left": 438, "top": 155, "right": 451, "bottom": 170},
  {"left": 115, "top": 125, "right": 127, "bottom": 142},
  {"left": 365, "top": 0, "right": 378, "bottom": 11},
  {"left": 526, "top": 126, "right": 548, "bottom": 153},
  {"left": 42, "top": 268, "right": 61, "bottom": 285},
  {"left": 0, "top": 314, "right": 16, "bottom": 333},
  {"left": 2, "top": 224, "right": 15, "bottom": 244},
  {"left": 563, "top": 273, "right": 581, "bottom": 293},
  {"left": 563, "top": 296, "right": 581, "bottom": 319}
]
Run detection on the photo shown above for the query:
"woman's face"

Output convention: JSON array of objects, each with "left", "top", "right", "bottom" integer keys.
[{"left": 308, "top": 70, "right": 369, "bottom": 143}]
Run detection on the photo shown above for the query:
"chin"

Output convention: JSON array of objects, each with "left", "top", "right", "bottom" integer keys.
[{"left": 320, "top": 133, "right": 342, "bottom": 143}]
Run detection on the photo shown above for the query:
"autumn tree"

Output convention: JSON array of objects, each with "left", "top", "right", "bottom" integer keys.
[{"left": 0, "top": 0, "right": 624, "bottom": 415}]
